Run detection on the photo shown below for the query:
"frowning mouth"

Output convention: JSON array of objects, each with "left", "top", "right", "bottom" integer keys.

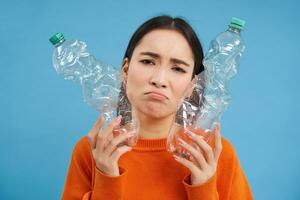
[{"left": 144, "top": 91, "right": 168, "bottom": 101}]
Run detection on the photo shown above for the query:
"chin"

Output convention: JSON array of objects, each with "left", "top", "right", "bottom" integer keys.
[
  {"left": 128, "top": 95, "right": 177, "bottom": 119},
  {"left": 139, "top": 102, "right": 176, "bottom": 119}
]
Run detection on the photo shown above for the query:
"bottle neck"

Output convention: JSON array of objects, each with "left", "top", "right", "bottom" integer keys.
[
  {"left": 54, "top": 38, "right": 66, "bottom": 47},
  {"left": 228, "top": 26, "right": 241, "bottom": 34}
]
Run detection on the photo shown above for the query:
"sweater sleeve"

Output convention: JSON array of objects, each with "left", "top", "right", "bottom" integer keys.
[
  {"left": 183, "top": 174, "right": 219, "bottom": 200},
  {"left": 182, "top": 138, "right": 253, "bottom": 200},
  {"left": 61, "top": 136, "right": 127, "bottom": 200},
  {"left": 227, "top": 150, "right": 253, "bottom": 200},
  {"left": 220, "top": 139, "right": 253, "bottom": 200}
]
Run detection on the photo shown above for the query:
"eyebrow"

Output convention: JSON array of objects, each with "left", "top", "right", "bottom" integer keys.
[{"left": 139, "top": 51, "right": 190, "bottom": 67}]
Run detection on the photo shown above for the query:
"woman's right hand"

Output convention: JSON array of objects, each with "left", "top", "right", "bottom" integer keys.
[{"left": 87, "top": 116, "right": 134, "bottom": 176}]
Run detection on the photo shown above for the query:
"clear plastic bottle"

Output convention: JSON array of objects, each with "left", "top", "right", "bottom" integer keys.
[
  {"left": 168, "top": 17, "right": 246, "bottom": 157},
  {"left": 198, "top": 17, "right": 246, "bottom": 131},
  {"left": 49, "top": 33, "right": 139, "bottom": 145}
]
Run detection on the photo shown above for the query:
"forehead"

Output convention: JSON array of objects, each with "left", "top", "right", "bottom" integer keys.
[{"left": 133, "top": 29, "right": 194, "bottom": 61}]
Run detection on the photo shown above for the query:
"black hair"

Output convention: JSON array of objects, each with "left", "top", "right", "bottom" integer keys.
[
  {"left": 123, "top": 15, "right": 205, "bottom": 78},
  {"left": 117, "top": 15, "right": 205, "bottom": 124}
]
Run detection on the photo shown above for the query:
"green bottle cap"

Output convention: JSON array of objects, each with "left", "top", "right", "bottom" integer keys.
[
  {"left": 229, "top": 17, "right": 246, "bottom": 30},
  {"left": 49, "top": 32, "right": 65, "bottom": 45}
]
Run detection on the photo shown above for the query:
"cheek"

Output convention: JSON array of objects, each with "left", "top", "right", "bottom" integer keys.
[
  {"left": 172, "top": 78, "right": 191, "bottom": 98},
  {"left": 128, "top": 66, "right": 147, "bottom": 86},
  {"left": 125, "top": 65, "right": 148, "bottom": 102},
  {"left": 127, "top": 65, "right": 148, "bottom": 92}
]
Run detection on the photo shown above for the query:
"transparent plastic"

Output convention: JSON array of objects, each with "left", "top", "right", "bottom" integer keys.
[
  {"left": 168, "top": 19, "right": 246, "bottom": 158},
  {"left": 50, "top": 34, "right": 139, "bottom": 145}
]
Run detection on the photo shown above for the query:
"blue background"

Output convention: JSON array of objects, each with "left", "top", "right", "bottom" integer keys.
[{"left": 1, "top": 0, "right": 299, "bottom": 199}]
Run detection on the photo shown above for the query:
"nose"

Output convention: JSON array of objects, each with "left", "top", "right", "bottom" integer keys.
[{"left": 149, "top": 67, "right": 167, "bottom": 88}]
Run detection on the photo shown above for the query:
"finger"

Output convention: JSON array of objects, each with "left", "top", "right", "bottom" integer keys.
[
  {"left": 173, "top": 155, "right": 200, "bottom": 175},
  {"left": 186, "top": 131, "right": 214, "bottom": 165},
  {"left": 97, "top": 116, "right": 122, "bottom": 152},
  {"left": 104, "top": 132, "right": 134, "bottom": 156},
  {"left": 178, "top": 138, "right": 207, "bottom": 170},
  {"left": 87, "top": 116, "right": 104, "bottom": 149},
  {"left": 110, "top": 145, "right": 132, "bottom": 162},
  {"left": 213, "top": 123, "right": 223, "bottom": 162},
  {"left": 101, "top": 116, "right": 123, "bottom": 150},
  {"left": 102, "top": 116, "right": 122, "bottom": 139}
]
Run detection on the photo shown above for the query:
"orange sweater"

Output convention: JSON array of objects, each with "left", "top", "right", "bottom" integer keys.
[{"left": 62, "top": 136, "right": 253, "bottom": 200}]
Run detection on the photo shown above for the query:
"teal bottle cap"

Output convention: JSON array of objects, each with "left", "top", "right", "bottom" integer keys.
[
  {"left": 49, "top": 32, "right": 65, "bottom": 45},
  {"left": 229, "top": 17, "right": 246, "bottom": 30}
]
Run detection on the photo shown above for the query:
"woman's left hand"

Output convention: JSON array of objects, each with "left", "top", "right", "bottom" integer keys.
[{"left": 173, "top": 123, "right": 222, "bottom": 185}]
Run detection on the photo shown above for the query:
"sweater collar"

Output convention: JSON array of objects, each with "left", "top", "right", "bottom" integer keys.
[{"left": 133, "top": 137, "right": 167, "bottom": 152}]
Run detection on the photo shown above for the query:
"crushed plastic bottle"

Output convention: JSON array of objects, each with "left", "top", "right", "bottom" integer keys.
[
  {"left": 49, "top": 33, "right": 139, "bottom": 145},
  {"left": 167, "top": 17, "right": 246, "bottom": 157}
]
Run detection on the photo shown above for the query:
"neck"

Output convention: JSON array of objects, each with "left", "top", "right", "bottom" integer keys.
[{"left": 137, "top": 112, "right": 175, "bottom": 139}]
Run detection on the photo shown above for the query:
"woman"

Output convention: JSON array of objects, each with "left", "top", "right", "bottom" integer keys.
[{"left": 62, "top": 15, "right": 253, "bottom": 200}]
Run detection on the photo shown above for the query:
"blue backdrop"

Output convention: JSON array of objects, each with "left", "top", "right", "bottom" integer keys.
[{"left": 1, "top": 0, "right": 299, "bottom": 199}]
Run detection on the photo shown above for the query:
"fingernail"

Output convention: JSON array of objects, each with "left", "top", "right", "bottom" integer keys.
[
  {"left": 127, "top": 146, "right": 132, "bottom": 151},
  {"left": 128, "top": 132, "right": 134, "bottom": 137},
  {"left": 185, "top": 130, "right": 195, "bottom": 138},
  {"left": 186, "top": 132, "right": 192, "bottom": 139},
  {"left": 214, "top": 123, "right": 220, "bottom": 130},
  {"left": 186, "top": 131, "right": 204, "bottom": 140},
  {"left": 178, "top": 138, "right": 185, "bottom": 145},
  {"left": 116, "top": 115, "right": 122, "bottom": 124},
  {"left": 173, "top": 155, "right": 179, "bottom": 160}
]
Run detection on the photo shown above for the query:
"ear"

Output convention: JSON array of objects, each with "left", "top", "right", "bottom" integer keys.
[{"left": 121, "top": 58, "right": 129, "bottom": 83}]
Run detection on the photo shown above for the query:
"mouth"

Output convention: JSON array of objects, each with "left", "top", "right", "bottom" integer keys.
[{"left": 144, "top": 91, "right": 168, "bottom": 101}]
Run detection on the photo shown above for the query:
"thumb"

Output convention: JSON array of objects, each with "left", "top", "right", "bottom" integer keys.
[{"left": 110, "top": 145, "right": 132, "bottom": 162}]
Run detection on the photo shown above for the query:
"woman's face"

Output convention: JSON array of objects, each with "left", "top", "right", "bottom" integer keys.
[{"left": 122, "top": 29, "right": 195, "bottom": 119}]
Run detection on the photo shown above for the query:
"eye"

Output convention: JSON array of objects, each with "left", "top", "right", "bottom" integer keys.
[
  {"left": 140, "top": 59, "right": 155, "bottom": 65},
  {"left": 172, "top": 66, "right": 186, "bottom": 73}
]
